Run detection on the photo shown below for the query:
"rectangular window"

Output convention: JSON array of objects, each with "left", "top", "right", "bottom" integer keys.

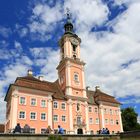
[
  {"left": 31, "top": 98, "right": 36, "bottom": 106},
  {"left": 41, "top": 100, "right": 46, "bottom": 107},
  {"left": 30, "top": 128, "right": 35, "bottom": 134},
  {"left": 19, "top": 111, "right": 25, "bottom": 119},
  {"left": 20, "top": 97, "right": 26, "bottom": 105},
  {"left": 88, "top": 106, "right": 92, "bottom": 112},
  {"left": 53, "top": 115, "right": 58, "bottom": 122},
  {"left": 53, "top": 101, "right": 58, "bottom": 109},
  {"left": 41, "top": 128, "right": 46, "bottom": 134},
  {"left": 105, "top": 119, "right": 108, "bottom": 124},
  {"left": 104, "top": 108, "right": 107, "bottom": 114},
  {"left": 62, "top": 115, "right": 66, "bottom": 122},
  {"left": 115, "top": 110, "right": 119, "bottom": 115},
  {"left": 89, "top": 118, "right": 93, "bottom": 124},
  {"left": 41, "top": 113, "right": 46, "bottom": 120},
  {"left": 30, "top": 112, "right": 36, "bottom": 120},
  {"left": 94, "top": 107, "right": 98, "bottom": 113},
  {"left": 110, "top": 119, "right": 114, "bottom": 125},
  {"left": 110, "top": 109, "right": 113, "bottom": 115},
  {"left": 61, "top": 103, "right": 66, "bottom": 110},
  {"left": 77, "top": 117, "right": 82, "bottom": 125},
  {"left": 116, "top": 120, "right": 119, "bottom": 125},
  {"left": 95, "top": 118, "right": 99, "bottom": 124}
]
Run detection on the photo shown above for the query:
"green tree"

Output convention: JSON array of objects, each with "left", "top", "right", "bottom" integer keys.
[{"left": 121, "top": 107, "right": 140, "bottom": 131}]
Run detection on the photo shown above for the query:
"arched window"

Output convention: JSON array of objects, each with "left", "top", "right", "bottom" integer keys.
[
  {"left": 73, "top": 45, "right": 76, "bottom": 52},
  {"left": 74, "top": 73, "right": 79, "bottom": 82}
]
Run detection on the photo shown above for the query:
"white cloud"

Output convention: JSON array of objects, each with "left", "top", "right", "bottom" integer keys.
[
  {"left": 29, "top": 1, "right": 63, "bottom": 41},
  {"left": 1, "top": 0, "right": 140, "bottom": 123},
  {"left": 14, "top": 41, "right": 23, "bottom": 51},
  {"left": 78, "top": 1, "right": 140, "bottom": 97},
  {"left": 0, "top": 26, "right": 11, "bottom": 38},
  {"left": 113, "top": 0, "right": 139, "bottom": 6},
  {"left": 30, "top": 47, "right": 59, "bottom": 81},
  {"left": 64, "top": 0, "right": 109, "bottom": 32}
]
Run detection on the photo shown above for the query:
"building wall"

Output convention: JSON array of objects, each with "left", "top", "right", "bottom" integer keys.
[{"left": 5, "top": 88, "right": 122, "bottom": 134}]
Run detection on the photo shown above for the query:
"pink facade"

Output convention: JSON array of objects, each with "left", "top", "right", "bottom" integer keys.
[{"left": 4, "top": 18, "right": 123, "bottom": 134}]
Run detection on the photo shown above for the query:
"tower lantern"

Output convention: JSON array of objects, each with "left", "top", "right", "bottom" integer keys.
[{"left": 64, "top": 8, "right": 74, "bottom": 34}]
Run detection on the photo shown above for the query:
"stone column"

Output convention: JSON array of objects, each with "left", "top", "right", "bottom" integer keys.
[
  {"left": 11, "top": 90, "right": 18, "bottom": 129},
  {"left": 48, "top": 96, "right": 53, "bottom": 128}
]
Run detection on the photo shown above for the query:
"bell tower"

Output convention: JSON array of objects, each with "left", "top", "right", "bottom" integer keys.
[{"left": 56, "top": 11, "right": 87, "bottom": 99}]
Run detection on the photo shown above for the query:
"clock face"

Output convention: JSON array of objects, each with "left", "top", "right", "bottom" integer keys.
[{"left": 70, "top": 38, "right": 79, "bottom": 46}]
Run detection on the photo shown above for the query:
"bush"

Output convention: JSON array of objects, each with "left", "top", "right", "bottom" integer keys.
[{"left": 48, "top": 135, "right": 62, "bottom": 140}]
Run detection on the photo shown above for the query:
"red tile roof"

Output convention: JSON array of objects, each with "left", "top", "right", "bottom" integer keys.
[{"left": 5, "top": 75, "right": 121, "bottom": 105}]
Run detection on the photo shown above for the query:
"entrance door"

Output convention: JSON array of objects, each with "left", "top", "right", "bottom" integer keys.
[{"left": 77, "top": 128, "right": 83, "bottom": 134}]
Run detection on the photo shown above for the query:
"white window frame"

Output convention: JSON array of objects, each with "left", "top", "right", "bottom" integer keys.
[
  {"left": 94, "top": 107, "right": 98, "bottom": 113},
  {"left": 110, "top": 109, "right": 113, "bottom": 115},
  {"left": 41, "top": 113, "right": 46, "bottom": 121},
  {"left": 30, "top": 112, "right": 37, "bottom": 120},
  {"left": 88, "top": 106, "right": 92, "bottom": 112},
  {"left": 115, "top": 110, "right": 119, "bottom": 115},
  {"left": 74, "top": 72, "right": 79, "bottom": 82},
  {"left": 105, "top": 119, "right": 108, "bottom": 124},
  {"left": 61, "top": 102, "right": 66, "bottom": 110},
  {"left": 61, "top": 115, "right": 66, "bottom": 122},
  {"left": 41, "top": 99, "right": 46, "bottom": 107},
  {"left": 30, "top": 128, "right": 35, "bottom": 134},
  {"left": 110, "top": 119, "right": 114, "bottom": 125},
  {"left": 95, "top": 118, "right": 99, "bottom": 124},
  {"left": 104, "top": 108, "right": 107, "bottom": 114},
  {"left": 89, "top": 118, "right": 93, "bottom": 124},
  {"left": 53, "top": 101, "right": 58, "bottom": 109},
  {"left": 116, "top": 120, "right": 119, "bottom": 125},
  {"left": 30, "top": 98, "right": 37, "bottom": 106},
  {"left": 77, "top": 116, "right": 82, "bottom": 125},
  {"left": 19, "top": 111, "right": 26, "bottom": 119},
  {"left": 41, "top": 128, "right": 46, "bottom": 134},
  {"left": 19, "top": 97, "right": 26, "bottom": 105},
  {"left": 53, "top": 115, "right": 59, "bottom": 122}
]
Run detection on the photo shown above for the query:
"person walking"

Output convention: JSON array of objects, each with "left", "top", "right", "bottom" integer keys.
[{"left": 13, "top": 123, "right": 21, "bottom": 133}]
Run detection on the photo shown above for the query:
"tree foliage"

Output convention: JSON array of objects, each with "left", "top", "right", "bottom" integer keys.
[{"left": 121, "top": 107, "right": 140, "bottom": 131}]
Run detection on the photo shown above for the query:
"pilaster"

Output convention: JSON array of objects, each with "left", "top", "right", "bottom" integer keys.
[
  {"left": 11, "top": 89, "right": 18, "bottom": 129},
  {"left": 47, "top": 96, "right": 53, "bottom": 128},
  {"left": 66, "top": 61, "right": 72, "bottom": 95},
  {"left": 119, "top": 108, "right": 123, "bottom": 132},
  {"left": 85, "top": 102, "right": 89, "bottom": 132},
  {"left": 68, "top": 99, "right": 73, "bottom": 133},
  {"left": 99, "top": 104, "right": 105, "bottom": 129}
]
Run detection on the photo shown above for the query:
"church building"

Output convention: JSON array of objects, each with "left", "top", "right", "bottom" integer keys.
[{"left": 4, "top": 14, "right": 123, "bottom": 134}]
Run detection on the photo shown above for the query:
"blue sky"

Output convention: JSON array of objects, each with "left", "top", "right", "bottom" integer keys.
[{"left": 0, "top": 0, "right": 140, "bottom": 123}]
